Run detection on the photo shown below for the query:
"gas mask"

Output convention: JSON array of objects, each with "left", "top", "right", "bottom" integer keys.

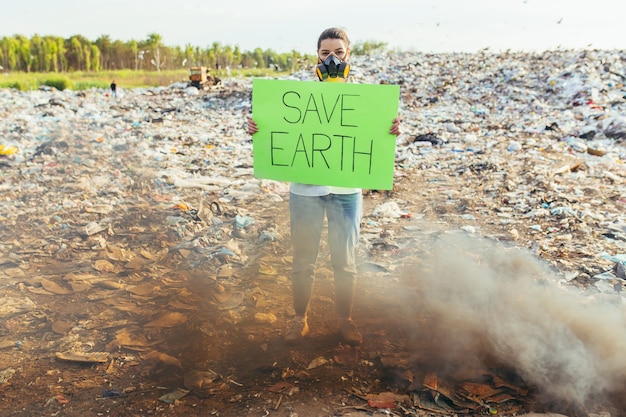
[{"left": 315, "top": 55, "right": 350, "bottom": 82}]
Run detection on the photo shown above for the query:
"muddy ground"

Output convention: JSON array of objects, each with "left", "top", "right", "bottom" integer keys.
[{"left": 1, "top": 51, "right": 626, "bottom": 417}]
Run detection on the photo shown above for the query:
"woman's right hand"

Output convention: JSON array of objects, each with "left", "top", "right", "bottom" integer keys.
[{"left": 247, "top": 117, "right": 258, "bottom": 136}]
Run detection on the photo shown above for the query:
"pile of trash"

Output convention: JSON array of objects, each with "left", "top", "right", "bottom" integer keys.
[{"left": 0, "top": 48, "right": 625, "bottom": 416}]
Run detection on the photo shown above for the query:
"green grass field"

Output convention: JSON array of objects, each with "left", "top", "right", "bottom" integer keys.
[{"left": 0, "top": 68, "right": 283, "bottom": 91}]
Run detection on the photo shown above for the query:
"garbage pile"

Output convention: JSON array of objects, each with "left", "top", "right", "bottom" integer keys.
[{"left": 0, "top": 48, "right": 625, "bottom": 416}]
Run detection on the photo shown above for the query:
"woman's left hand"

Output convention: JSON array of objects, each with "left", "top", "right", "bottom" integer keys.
[
  {"left": 247, "top": 116, "right": 258, "bottom": 136},
  {"left": 390, "top": 117, "right": 402, "bottom": 136}
]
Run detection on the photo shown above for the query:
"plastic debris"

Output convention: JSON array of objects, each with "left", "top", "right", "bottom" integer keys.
[
  {"left": 253, "top": 312, "right": 277, "bottom": 324},
  {"left": 306, "top": 356, "right": 329, "bottom": 370},
  {"left": 184, "top": 369, "right": 220, "bottom": 390},
  {"left": 158, "top": 388, "right": 190, "bottom": 404},
  {"left": 0, "top": 297, "right": 35, "bottom": 319},
  {"left": 55, "top": 351, "right": 110, "bottom": 363},
  {"left": 0, "top": 144, "right": 18, "bottom": 155},
  {"left": 0, "top": 368, "right": 16, "bottom": 385}
]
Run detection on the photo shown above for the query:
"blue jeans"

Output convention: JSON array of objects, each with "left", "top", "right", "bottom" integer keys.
[{"left": 289, "top": 192, "right": 362, "bottom": 319}]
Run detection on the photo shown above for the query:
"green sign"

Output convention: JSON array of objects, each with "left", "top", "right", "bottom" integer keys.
[{"left": 251, "top": 78, "right": 399, "bottom": 190}]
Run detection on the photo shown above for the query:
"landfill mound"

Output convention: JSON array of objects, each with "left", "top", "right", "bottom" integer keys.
[{"left": 0, "top": 49, "right": 625, "bottom": 417}]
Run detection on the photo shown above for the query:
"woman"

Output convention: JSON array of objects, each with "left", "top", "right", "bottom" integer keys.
[{"left": 248, "top": 27, "right": 401, "bottom": 345}]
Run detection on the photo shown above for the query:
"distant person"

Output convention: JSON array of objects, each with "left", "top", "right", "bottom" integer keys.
[
  {"left": 110, "top": 80, "right": 117, "bottom": 98},
  {"left": 247, "top": 27, "right": 401, "bottom": 346}
]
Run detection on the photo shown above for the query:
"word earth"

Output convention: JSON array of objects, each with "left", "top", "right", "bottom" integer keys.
[{"left": 270, "top": 131, "right": 374, "bottom": 173}]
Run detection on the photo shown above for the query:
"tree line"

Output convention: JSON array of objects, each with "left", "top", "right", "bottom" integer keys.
[{"left": 0, "top": 32, "right": 320, "bottom": 73}]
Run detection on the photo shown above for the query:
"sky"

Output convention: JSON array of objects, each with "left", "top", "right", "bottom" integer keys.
[{"left": 1, "top": 0, "right": 624, "bottom": 54}]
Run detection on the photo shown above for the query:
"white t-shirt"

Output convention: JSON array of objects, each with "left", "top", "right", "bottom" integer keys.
[{"left": 290, "top": 183, "right": 360, "bottom": 196}]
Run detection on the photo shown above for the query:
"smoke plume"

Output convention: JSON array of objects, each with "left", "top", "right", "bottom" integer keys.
[{"left": 403, "top": 232, "right": 626, "bottom": 404}]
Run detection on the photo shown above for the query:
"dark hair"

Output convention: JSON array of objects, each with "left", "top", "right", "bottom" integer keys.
[{"left": 317, "top": 27, "right": 350, "bottom": 50}]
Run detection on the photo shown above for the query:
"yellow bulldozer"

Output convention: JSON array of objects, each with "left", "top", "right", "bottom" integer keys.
[{"left": 188, "top": 66, "right": 221, "bottom": 89}]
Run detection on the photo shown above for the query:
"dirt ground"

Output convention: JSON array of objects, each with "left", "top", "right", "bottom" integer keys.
[
  {"left": 0, "top": 177, "right": 623, "bottom": 417},
  {"left": 1, "top": 66, "right": 626, "bottom": 416}
]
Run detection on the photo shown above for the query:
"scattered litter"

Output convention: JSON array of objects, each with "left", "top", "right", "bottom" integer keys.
[
  {"left": 268, "top": 381, "right": 299, "bottom": 396},
  {"left": 372, "top": 201, "right": 408, "bottom": 220},
  {"left": 0, "top": 368, "right": 16, "bottom": 385},
  {"left": 253, "top": 312, "right": 277, "bottom": 324},
  {"left": 143, "top": 350, "right": 182, "bottom": 368},
  {"left": 184, "top": 369, "right": 220, "bottom": 390},
  {"left": 102, "top": 388, "right": 125, "bottom": 398},
  {"left": 306, "top": 356, "right": 329, "bottom": 370},
  {"left": 55, "top": 351, "right": 110, "bottom": 363},
  {"left": 158, "top": 388, "right": 190, "bottom": 404},
  {"left": 213, "top": 291, "right": 245, "bottom": 310},
  {"left": 0, "top": 340, "right": 20, "bottom": 350},
  {"left": 38, "top": 278, "right": 72, "bottom": 295},
  {"left": 0, "top": 144, "right": 18, "bottom": 155},
  {"left": 0, "top": 49, "right": 625, "bottom": 415},
  {"left": 0, "top": 297, "right": 35, "bottom": 319},
  {"left": 333, "top": 344, "right": 359, "bottom": 366}
]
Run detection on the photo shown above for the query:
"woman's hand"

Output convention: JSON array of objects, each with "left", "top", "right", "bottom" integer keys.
[
  {"left": 247, "top": 117, "right": 258, "bottom": 136},
  {"left": 390, "top": 117, "right": 402, "bottom": 136}
]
